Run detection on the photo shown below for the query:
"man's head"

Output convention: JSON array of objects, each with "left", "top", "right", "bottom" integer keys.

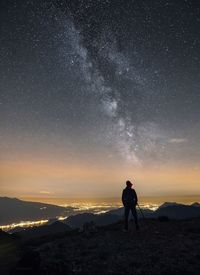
[{"left": 126, "top": 180, "right": 133, "bottom": 188}]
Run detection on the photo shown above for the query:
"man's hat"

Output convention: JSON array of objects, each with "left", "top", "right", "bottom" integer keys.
[{"left": 126, "top": 180, "right": 133, "bottom": 187}]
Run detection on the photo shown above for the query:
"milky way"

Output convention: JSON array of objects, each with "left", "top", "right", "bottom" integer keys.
[{"left": 1, "top": 0, "right": 200, "bottom": 169}]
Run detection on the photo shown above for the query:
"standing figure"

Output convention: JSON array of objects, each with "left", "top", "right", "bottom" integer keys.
[{"left": 122, "top": 180, "right": 139, "bottom": 232}]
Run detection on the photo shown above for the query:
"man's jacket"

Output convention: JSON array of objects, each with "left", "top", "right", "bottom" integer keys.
[{"left": 122, "top": 187, "right": 138, "bottom": 206}]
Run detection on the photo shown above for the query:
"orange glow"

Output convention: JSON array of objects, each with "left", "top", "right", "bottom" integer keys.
[{"left": 0, "top": 159, "right": 200, "bottom": 197}]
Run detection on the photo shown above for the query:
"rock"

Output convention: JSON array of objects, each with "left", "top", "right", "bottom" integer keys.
[{"left": 158, "top": 216, "right": 169, "bottom": 222}]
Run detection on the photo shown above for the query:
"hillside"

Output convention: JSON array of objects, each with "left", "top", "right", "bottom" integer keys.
[
  {"left": 5, "top": 218, "right": 200, "bottom": 275},
  {"left": 0, "top": 197, "right": 71, "bottom": 225}
]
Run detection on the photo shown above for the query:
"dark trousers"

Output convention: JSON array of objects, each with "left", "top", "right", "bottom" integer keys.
[{"left": 124, "top": 204, "right": 139, "bottom": 230}]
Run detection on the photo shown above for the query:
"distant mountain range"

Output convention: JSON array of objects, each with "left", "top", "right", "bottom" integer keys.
[
  {"left": 1, "top": 197, "right": 200, "bottom": 229},
  {"left": 153, "top": 202, "right": 200, "bottom": 220},
  {"left": 0, "top": 197, "right": 72, "bottom": 225},
  {"left": 63, "top": 202, "right": 200, "bottom": 228}
]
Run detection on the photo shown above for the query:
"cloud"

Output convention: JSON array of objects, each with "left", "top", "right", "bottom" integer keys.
[{"left": 168, "top": 138, "right": 188, "bottom": 144}]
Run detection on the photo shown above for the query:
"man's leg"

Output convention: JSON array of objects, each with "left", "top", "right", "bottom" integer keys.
[
  {"left": 131, "top": 206, "right": 139, "bottom": 230},
  {"left": 124, "top": 206, "right": 130, "bottom": 230}
]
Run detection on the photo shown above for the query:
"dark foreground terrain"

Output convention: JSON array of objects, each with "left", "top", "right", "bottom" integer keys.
[{"left": 1, "top": 218, "right": 200, "bottom": 275}]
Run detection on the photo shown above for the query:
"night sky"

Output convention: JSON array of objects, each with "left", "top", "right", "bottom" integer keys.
[{"left": 1, "top": 0, "right": 200, "bottom": 197}]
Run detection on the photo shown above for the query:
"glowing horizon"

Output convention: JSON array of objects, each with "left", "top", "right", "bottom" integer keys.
[{"left": 1, "top": 158, "right": 200, "bottom": 198}]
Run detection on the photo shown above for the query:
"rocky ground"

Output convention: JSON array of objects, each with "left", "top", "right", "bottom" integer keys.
[{"left": 5, "top": 217, "right": 200, "bottom": 275}]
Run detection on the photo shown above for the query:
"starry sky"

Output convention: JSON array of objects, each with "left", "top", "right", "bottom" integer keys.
[{"left": 1, "top": 0, "right": 200, "bottom": 198}]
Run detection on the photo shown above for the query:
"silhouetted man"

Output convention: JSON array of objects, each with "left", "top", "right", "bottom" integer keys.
[{"left": 122, "top": 180, "right": 139, "bottom": 232}]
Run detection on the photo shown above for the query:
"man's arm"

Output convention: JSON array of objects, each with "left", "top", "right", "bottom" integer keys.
[
  {"left": 133, "top": 189, "right": 138, "bottom": 205},
  {"left": 122, "top": 189, "right": 126, "bottom": 206}
]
